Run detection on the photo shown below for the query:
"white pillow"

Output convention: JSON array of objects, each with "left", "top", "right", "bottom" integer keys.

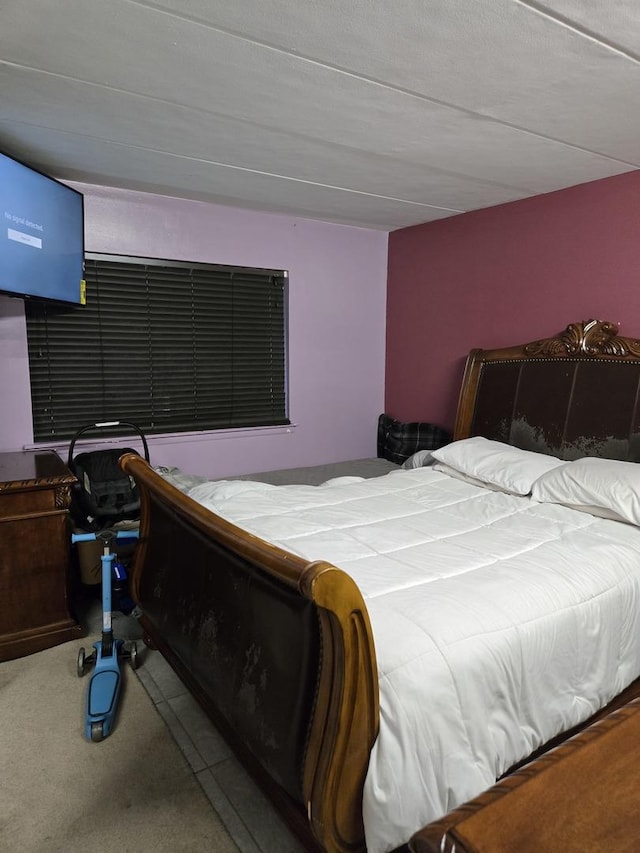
[
  {"left": 432, "top": 461, "right": 505, "bottom": 492},
  {"left": 431, "top": 436, "right": 564, "bottom": 496},
  {"left": 531, "top": 457, "right": 640, "bottom": 526}
]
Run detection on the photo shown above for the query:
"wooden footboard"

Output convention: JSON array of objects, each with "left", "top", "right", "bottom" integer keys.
[{"left": 120, "top": 453, "right": 379, "bottom": 853}]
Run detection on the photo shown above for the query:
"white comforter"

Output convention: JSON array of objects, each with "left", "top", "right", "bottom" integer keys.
[{"left": 187, "top": 467, "right": 640, "bottom": 853}]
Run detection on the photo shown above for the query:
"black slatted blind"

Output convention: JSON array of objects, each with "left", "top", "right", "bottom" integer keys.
[{"left": 26, "top": 253, "right": 288, "bottom": 440}]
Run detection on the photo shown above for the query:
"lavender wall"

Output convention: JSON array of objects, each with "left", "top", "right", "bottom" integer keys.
[
  {"left": 0, "top": 185, "right": 388, "bottom": 477},
  {"left": 386, "top": 170, "right": 640, "bottom": 432}
]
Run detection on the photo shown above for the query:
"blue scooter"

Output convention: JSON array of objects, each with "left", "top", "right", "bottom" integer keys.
[{"left": 72, "top": 528, "right": 140, "bottom": 742}]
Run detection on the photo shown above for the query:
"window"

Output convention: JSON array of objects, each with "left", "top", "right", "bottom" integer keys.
[{"left": 26, "top": 253, "right": 288, "bottom": 441}]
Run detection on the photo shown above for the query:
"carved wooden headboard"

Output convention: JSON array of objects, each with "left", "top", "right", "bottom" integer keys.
[{"left": 454, "top": 319, "right": 640, "bottom": 462}]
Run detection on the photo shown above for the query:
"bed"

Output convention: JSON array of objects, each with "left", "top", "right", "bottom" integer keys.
[{"left": 120, "top": 319, "right": 640, "bottom": 853}]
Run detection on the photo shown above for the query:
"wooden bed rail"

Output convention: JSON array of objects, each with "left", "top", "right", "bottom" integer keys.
[
  {"left": 301, "top": 562, "right": 380, "bottom": 851},
  {"left": 120, "top": 453, "right": 379, "bottom": 853}
]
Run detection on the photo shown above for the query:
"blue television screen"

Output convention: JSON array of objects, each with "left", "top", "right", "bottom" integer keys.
[{"left": 0, "top": 151, "right": 84, "bottom": 305}]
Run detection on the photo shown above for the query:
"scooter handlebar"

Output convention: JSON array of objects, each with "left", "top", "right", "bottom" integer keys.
[{"left": 72, "top": 530, "right": 140, "bottom": 544}]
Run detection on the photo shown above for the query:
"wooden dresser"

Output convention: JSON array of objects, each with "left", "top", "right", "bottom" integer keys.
[{"left": 0, "top": 450, "right": 82, "bottom": 661}]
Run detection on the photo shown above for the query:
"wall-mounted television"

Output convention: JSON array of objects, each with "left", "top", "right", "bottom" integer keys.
[{"left": 0, "top": 151, "right": 85, "bottom": 305}]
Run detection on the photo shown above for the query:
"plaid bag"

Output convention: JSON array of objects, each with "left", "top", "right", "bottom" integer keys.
[{"left": 377, "top": 413, "right": 451, "bottom": 465}]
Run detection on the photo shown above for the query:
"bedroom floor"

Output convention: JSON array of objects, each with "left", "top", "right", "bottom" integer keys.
[{"left": 79, "top": 596, "right": 307, "bottom": 853}]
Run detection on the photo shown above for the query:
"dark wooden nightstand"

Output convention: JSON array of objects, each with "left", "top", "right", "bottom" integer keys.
[{"left": 0, "top": 450, "right": 82, "bottom": 660}]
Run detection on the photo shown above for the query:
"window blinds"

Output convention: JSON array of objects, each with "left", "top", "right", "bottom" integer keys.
[{"left": 26, "top": 253, "right": 288, "bottom": 441}]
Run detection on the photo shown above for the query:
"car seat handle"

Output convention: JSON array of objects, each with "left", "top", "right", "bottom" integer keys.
[{"left": 67, "top": 421, "right": 150, "bottom": 466}]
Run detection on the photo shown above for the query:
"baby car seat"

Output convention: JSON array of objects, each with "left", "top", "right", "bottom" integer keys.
[{"left": 67, "top": 420, "right": 150, "bottom": 533}]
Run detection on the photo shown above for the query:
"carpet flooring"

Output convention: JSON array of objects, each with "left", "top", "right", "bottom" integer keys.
[{"left": 0, "top": 638, "right": 239, "bottom": 853}]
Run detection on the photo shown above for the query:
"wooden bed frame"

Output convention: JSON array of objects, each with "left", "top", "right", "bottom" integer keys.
[{"left": 120, "top": 319, "right": 640, "bottom": 853}]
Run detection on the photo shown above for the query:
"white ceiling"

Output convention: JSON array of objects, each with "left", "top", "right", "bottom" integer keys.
[{"left": 2, "top": 1, "right": 639, "bottom": 231}]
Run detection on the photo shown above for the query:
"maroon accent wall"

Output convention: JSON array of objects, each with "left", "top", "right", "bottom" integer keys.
[{"left": 385, "top": 170, "right": 640, "bottom": 431}]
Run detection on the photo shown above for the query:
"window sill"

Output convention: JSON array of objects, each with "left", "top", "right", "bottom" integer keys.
[{"left": 25, "top": 423, "right": 297, "bottom": 454}]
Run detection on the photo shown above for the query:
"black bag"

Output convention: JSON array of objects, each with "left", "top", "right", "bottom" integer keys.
[
  {"left": 67, "top": 421, "right": 150, "bottom": 532},
  {"left": 377, "top": 413, "right": 451, "bottom": 465}
]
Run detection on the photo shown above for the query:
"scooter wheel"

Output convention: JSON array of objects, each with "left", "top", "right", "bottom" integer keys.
[
  {"left": 129, "top": 641, "right": 139, "bottom": 670},
  {"left": 77, "top": 647, "right": 86, "bottom": 678},
  {"left": 91, "top": 721, "right": 104, "bottom": 742}
]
